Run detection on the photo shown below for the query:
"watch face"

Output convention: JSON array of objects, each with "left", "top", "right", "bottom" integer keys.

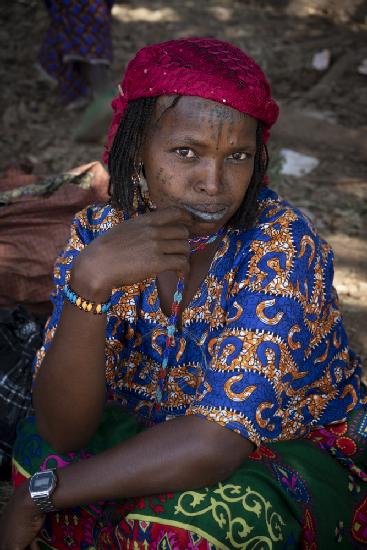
[{"left": 31, "top": 471, "right": 54, "bottom": 492}]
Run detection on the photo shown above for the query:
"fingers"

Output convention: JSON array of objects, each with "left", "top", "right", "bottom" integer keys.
[
  {"left": 132, "top": 217, "right": 191, "bottom": 243},
  {"left": 149, "top": 206, "right": 193, "bottom": 228},
  {"left": 161, "top": 239, "right": 191, "bottom": 256},
  {"left": 160, "top": 223, "right": 190, "bottom": 240},
  {"left": 162, "top": 254, "right": 190, "bottom": 275}
]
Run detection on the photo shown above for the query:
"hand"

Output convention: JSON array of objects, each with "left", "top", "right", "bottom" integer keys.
[
  {"left": 0, "top": 484, "right": 44, "bottom": 550},
  {"left": 72, "top": 206, "right": 193, "bottom": 298}
]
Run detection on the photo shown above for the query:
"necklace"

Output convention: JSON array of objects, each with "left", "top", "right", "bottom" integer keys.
[{"left": 155, "top": 227, "right": 225, "bottom": 410}]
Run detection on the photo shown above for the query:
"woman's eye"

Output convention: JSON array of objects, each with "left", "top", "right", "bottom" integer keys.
[
  {"left": 230, "top": 152, "right": 251, "bottom": 161},
  {"left": 175, "top": 148, "right": 196, "bottom": 159}
]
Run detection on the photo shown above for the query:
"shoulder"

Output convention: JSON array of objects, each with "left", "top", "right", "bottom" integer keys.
[
  {"left": 70, "top": 202, "right": 128, "bottom": 245},
  {"left": 256, "top": 187, "right": 320, "bottom": 240},
  {"left": 233, "top": 187, "right": 332, "bottom": 266},
  {"left": 227, "top": 188, "right": 334, "bottom": 297}
]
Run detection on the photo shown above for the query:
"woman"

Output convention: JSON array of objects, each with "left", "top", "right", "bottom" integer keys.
[{"left": 1, "top": 38, "right": 366, "bottom": 549}]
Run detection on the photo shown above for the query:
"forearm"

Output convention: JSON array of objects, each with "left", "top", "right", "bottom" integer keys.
[
  {"left": 46, "top": 416, "right": 253, "bottom": 509},
  {"left": 33, "top": 299, "right": 108, "bottom": 452}
]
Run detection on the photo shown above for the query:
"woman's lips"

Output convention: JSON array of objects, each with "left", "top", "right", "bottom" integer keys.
[{"left": 183, "top": 204, "right": 229, "bottom": 222}]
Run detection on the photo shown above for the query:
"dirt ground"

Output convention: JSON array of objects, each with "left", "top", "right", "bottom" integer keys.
[
  {"left": 1, "top": 0, "right": 366, "bottom": 360},
  {"left": 0, "top": 0, "right": 366, "bottom": 516}
]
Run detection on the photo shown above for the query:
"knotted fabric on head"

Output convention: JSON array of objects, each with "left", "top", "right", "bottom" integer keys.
[{"left": 103, "top": 37, "right": 279, "bottom": 164}]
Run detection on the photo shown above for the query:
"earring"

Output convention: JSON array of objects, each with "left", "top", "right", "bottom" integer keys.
[
  {"left": 131, "top": 166, "right": 140, "bottom": 212},
  {"left": 132, "top": 186, "right": 139, "bottom": 212},
  {"left": 137, "top": 163, "right": 148, "bottom": 194},
  {"left": 136, "top": 163, "right": 156, "bottom": 211}
]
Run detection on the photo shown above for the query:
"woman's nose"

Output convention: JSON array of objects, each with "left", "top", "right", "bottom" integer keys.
[{"left": 194, "top": 161, "right": 223, "bottom": 195}]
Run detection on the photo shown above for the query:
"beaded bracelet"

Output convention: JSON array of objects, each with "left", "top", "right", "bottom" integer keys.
[{"left": 63, "top": 282, "right": 111, "bottom": 315}]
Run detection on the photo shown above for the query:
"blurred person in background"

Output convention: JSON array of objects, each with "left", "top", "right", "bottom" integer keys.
[{"left": 37, "top": 0, "right": 114, "bottom": 107}]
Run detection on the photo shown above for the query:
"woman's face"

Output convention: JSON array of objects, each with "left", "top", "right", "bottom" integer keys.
[{"left": 141, "top": 96, "right": 258, "bottom": 236}]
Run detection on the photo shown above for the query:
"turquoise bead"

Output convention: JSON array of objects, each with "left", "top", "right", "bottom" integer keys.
[{"left": 174, "top": 291, "right": 183, "bottom": 302}]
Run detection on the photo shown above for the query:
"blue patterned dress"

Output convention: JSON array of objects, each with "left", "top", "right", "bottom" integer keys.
[
  {"left": 14, "top": 187, "right": 367, "bottom": 549},
  {"left": 34, "top": 186, "right": 362, "bottom": 442}
]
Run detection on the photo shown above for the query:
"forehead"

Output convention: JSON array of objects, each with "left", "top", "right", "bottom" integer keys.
[{"left": 152, "top": 95, "right": 257, "bottom": 138}]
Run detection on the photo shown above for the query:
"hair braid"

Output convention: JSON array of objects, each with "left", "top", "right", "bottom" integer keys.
[
  {"left": 230, "top": 122, "right": 268, "bottom": 229},
  {"left": 108, "top": 97, "right": 157, "bottom": 211}
]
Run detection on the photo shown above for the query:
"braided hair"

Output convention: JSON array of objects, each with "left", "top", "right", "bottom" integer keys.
[{"left": 108, "top": 97, "right": 268, "bottom": 230}]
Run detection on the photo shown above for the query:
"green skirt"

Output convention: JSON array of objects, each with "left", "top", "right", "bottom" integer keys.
[{"left": 13, "top": 404, "right": 367, "bottom": 549}]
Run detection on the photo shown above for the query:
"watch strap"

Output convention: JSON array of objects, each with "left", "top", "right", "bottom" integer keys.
[
  {"left": 29, "top": 468, "right": 58, "bottom": 513},
  {"left": 32, "top": 494, "right": 58, "bottom": 513}
]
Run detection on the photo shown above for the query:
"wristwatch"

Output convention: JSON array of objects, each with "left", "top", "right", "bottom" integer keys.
[{"left": 29, "top": 468, "right": 58, "bottom": 513}]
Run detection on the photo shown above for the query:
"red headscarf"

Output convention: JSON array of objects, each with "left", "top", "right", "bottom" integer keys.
[{"left": 103, "top": 38, "right": 279, "bottom": 164}]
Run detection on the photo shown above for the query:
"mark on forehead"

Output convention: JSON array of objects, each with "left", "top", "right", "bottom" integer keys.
[
  {"left": 150, "top": 95, "right": 254, "bottom": 147},
  {"left": 157, "top": 95, "right": 246, "bottom": 122},
  {"left": 210, "top": 103, "right": 236, "bottom": 121},
  {"left": 204, "top": 103, "right": 247, "bottom": 147},
  {"left": 195, "top": 102, "right": 244, "bottom": 126}
]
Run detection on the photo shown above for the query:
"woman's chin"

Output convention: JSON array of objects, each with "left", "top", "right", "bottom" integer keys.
[
  {"left": 153, "top": 202, "right": 231, "bottom": 236},
  {"left": 188, "top": 218, "right": 227, "bottom": 237}
]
